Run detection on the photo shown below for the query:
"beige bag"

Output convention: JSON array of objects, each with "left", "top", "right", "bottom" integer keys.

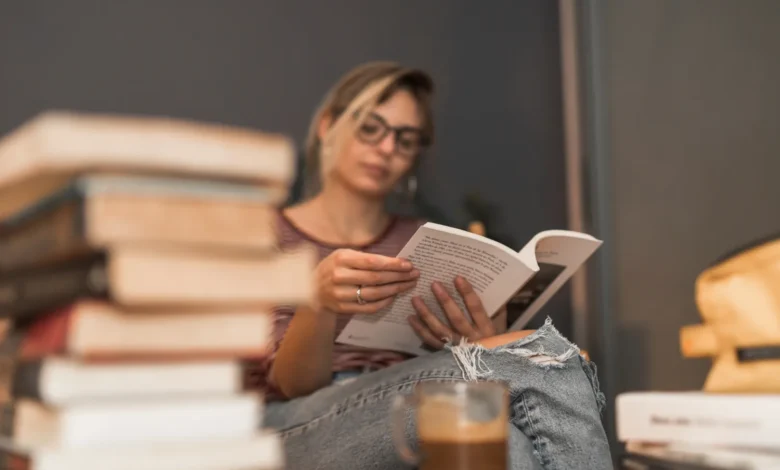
[{"left": 680, "top": 235, "right": 780, "bottom": 393}]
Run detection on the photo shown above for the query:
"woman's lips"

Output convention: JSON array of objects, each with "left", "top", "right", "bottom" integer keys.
[{"left": 361, "top": 163, "right": 389, "bottom": 179}]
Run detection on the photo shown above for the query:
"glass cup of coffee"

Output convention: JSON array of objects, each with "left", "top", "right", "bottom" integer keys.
[{"left": 391, "top": 381, "right": 509, "bottom": 470}]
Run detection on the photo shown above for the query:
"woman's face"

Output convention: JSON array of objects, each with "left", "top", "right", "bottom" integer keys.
[{"left": 327, "top": 89, "right": 426, "bottom": 198}]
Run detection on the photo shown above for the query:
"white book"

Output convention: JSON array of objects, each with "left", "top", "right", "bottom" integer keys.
[
  {"left": 626, "top": 441, "right": 780, "bottom": 470},
  {"left": 10, "top": 394, "right": 263, "bottom": 449},
  {"left": 617, "top": 392, "right": 780, "bottom": 449},
  {"left": 337, "top": 222, "right": 602, "bottom": 355},
  {"left": 15, "top": 358, "right": 247, "bottom": 406},
  {"left": 0, "top": 432, "right": 284, "bottom": 470}
]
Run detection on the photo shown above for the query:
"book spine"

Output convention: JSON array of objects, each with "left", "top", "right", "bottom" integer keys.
[
  {"left": 10, "top": 361, "right": 42, "bottom": 403},
  {"left": 3, "top": 454, "right": 31, "bottom": 470},
  {"left": 0, "top": 403, "right": 14, "bottom": 439},
  {"left": 0, "top": 447, "right": 30, "bottom": 470},
  {"left": 0, "top": 328, "right": 24, "bottom": 405},
  {"left": 0, "top": 255, "right": 109, "bottom": 320},
  {"left": 18, "top": 308, "right": 74, "bottom": 360},
  {"left": 0, "top": 178, "right": 81, "bottom": 228},
  {"left": 79, "top": 173, "right": 286, "bottom": 202},
  {"left": 0, "top": 200, "right": 91, "bottom": 273}
]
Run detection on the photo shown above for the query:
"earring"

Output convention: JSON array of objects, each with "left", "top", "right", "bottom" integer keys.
[
  {"left": 321, "top": 143, "right": 332, "bottom": 159},
  {"left": 405, "top": 175, "right": 418, "bottom": 200}
]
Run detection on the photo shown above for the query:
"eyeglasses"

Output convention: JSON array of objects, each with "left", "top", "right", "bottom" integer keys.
[{"left": 354, "top": 112, "right": 429, "bottom": 158}]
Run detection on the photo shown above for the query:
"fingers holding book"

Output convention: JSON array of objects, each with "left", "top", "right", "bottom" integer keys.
[
  {"left": 332, "top": 267, "right": 419, "bottom": 286},
  {"left": 334, "top": 280, "right": 418, "bottom": 313},
  {"left": 409, "top": 297, "right": 450, "bottom": 349},
  {"left": 333, "top": 249, "right": 415, "bottom": 272},
  {"left": 314, "top": 248, "right": 420, "bottom": 314},
  {"left": 453, "top": 276, "right": 496, "bottom": 335},
  {"left": 409, "top": 276, "right": 497, "bottom": 350}
]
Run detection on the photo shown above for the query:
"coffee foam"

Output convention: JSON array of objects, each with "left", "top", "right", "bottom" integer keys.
[{"left": 417, "top": 396, "right": 507, "bottom": 443}]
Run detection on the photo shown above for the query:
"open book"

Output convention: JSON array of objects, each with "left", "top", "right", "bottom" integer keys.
[{"left": 336, "top": 223, "right": 602, "bottom": 356}]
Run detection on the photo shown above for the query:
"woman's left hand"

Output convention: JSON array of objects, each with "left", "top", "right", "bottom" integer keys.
[{"left": 409, "top": 275, "right": 506, "bottom": 350}]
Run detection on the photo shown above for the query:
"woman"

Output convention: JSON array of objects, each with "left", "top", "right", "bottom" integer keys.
[{"left": 252, "top": 61, "right": 612, "bottom": 469}]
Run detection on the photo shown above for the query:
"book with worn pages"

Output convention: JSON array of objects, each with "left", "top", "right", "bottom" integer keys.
[
  {"left": 337, "top": 222, "right": 602, "bottom": 355},
  {"left": 0, "top": 110, "right": 301, "bottom": 470}
]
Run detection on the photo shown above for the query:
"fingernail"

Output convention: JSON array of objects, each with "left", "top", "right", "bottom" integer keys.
[
  {"left": 411, "top": 269, "right": 420, "bottom": 278},
  {"left": 400, "top": 260, "right": 413, "bottom": 270},
  {"left": 432, "top": 282, "right": 444, "bottom": 294},
  {"left": 455, "top": 276, "right": 465, "bottom": 286}
]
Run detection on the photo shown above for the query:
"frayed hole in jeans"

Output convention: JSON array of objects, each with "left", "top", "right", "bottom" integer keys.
[
  {"left": 448, "top": 340, "right": 493, "bottom": 382},
  {"left": 445, "top": 321, "right": 580, "bottom": 382}
]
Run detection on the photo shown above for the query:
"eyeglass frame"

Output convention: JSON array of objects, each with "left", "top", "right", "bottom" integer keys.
[{"left": 330, "top": 108, "right": 431, "bottom": 158}]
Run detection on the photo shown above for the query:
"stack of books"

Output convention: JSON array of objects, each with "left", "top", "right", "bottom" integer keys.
[
  {"left": 616, "top": 392, "right": 780, "bottom": 469},
  {"left": 0, "top": 111, "right": 316, "bottom": 470}
]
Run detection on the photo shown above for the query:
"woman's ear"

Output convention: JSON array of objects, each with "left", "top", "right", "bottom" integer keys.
[{"left": 317, "top": 113, "right": 334, "bottom": 142}]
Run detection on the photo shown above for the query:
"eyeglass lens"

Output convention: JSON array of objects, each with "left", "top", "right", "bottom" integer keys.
[{"left": 356, "top": 113, "right": 425, "bottom": 157}]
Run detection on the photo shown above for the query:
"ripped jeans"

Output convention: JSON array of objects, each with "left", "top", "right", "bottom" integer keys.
[{"left": 263, "top": 318, "right": 612, "bottom": 469}]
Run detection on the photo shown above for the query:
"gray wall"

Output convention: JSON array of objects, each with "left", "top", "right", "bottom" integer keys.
[
  {"left": 0, "top": 1, "right": 573, "bottom": 331},
  {"left": 583, "top": 0, "right": 780, "bottom": 450}
]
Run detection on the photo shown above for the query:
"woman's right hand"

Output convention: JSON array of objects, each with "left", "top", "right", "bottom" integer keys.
[{"left": 314, "top": 249, "right": 420, "bottom": 314}]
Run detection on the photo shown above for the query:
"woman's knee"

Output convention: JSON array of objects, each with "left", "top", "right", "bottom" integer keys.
[{"left": 477, "top": 329, "right": 536, "bottom": 349}]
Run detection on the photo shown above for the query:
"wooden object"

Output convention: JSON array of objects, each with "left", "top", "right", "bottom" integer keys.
[
  {"left": 680, "top": 236, "right": 780, "bottom": 393},
  {"left": 467, "top": 221, "right": 486, "bottom": 237}
]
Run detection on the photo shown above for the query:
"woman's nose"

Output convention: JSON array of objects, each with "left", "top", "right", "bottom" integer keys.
[{"left": 377, "top": 132, "right": 396, "bottom": 155}]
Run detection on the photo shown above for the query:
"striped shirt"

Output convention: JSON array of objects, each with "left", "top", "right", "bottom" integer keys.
[{"left": 244, "top": 209, "right": 426, "bottom": 400}]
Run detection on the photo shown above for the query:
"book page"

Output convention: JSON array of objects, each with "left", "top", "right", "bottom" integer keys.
[
  {"left": 336, "top": 223, "right": 535, "bottom": 355},
  {"left": 506, "top": 230, "right": 602, "bottom": 331}
]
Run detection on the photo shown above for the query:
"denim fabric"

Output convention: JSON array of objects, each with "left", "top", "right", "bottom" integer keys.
[{"left": 264, "top": 318, "right": 612, "bottom": 469}]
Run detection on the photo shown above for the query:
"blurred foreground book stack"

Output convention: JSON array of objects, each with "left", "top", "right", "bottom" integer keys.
[
  {"left": 616, "top": 236, "right": 780, "bottom": 469},
  {"left": 0, "top": 111, "right": 316, "bottom": 470}
]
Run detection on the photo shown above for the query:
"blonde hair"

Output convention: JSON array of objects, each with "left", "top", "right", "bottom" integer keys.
[{"left": 302, "top": 61, "right": 434, "bottom": 197}]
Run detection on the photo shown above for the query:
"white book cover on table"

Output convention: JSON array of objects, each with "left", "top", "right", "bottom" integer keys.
[
  {"left": 626, "top": 441, "right": 780, "bottom": 470},
  {"left": 336, "top": 222, "right": 602, "bottom": 355},
  {"left": 617, "top": 392, "right": 780, "bottom": 449}
]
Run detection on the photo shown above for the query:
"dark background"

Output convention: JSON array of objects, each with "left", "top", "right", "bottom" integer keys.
[
  {"left": 582, "top": 0, "right": 780, "bottom": 450},
  {"left": 0, "top": 0, "right": 573, "bottom": 334},
  {"left": 605, "top": 0, "right": 780, "bottom": 391}
]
